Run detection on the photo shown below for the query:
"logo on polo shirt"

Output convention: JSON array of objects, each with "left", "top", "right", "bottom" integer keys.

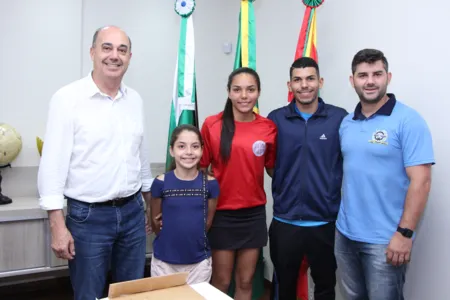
[
  {"left": 369, "top": 129, "right": 388, "bottom": 145},
  {"left": 252, "top": 140, "right": 266, "bottom": 157},
  {"left": 320, "top": 134, "right": 327, "bottom": 140}
]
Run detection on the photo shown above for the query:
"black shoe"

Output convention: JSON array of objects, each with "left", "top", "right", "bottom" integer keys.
[{"left": 0, "top": 194, "right": 12, "bottom": 205}]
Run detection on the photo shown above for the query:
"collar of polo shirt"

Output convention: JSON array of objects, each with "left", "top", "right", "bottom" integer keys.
[{"left": 353, "top": 93, "right": 397, "bottom": 120}]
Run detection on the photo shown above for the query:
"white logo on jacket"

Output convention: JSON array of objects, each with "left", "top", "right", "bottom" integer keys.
[{"left": 252, "top": 140, "right": 266, "bottom": 157}]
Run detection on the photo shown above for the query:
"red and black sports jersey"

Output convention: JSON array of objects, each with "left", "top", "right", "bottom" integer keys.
[{"left": 200, "top": 112, "right": 277, "bottom": 210}]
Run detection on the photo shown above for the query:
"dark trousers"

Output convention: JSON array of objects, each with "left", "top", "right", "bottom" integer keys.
[
  {"left": 269, "top": 219, "right": 337, "bottom": 300},
  {"left": 66, "top": 193, "right": 146, "bottom": 300}
]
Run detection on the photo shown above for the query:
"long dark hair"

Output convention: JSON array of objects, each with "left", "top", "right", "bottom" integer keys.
[
  {"left": 220, "top": 67, "right": 261, "bottom": 162},
  {"left": 169, "top": 124, "right": 204, "bottom": 171}
]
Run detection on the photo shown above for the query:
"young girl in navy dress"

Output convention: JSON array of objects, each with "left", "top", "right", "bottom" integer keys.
[{"left": 149, "top": 124, "right": 219, "bottom": 284}]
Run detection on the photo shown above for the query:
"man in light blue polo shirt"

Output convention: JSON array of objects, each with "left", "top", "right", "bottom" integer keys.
[{"left": 336, "top": 49, "right": 435, "bottom": 300}]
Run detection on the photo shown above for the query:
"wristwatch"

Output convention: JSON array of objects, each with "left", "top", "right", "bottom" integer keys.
[{"left": 397, "top": 226, "right": 414, "bottom": 238}]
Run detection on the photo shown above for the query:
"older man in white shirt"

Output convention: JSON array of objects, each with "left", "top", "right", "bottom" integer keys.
[{"left": 38, "top": 26, "right": 153, "bottom": 300}]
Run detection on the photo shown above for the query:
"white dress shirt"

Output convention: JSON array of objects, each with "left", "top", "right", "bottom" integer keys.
[{"left": 38, "top": 73, "right": 153, "bottom": 210}]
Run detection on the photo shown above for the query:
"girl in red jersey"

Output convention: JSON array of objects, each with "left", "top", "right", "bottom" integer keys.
[{"left": 200, "top": 67, "right": 277, "bottom": 300}]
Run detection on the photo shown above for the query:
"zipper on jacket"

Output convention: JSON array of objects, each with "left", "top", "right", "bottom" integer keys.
[{"left": 299, "top": 118, "right": 309, "bottom": 219}]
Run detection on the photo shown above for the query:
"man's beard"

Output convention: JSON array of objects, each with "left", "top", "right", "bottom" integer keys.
[
  {"left": 295, "top": 90, "right": 318, "bottom": 106},
  {"left": 356, "top": 85, "right": 387, "bottom": 104}
]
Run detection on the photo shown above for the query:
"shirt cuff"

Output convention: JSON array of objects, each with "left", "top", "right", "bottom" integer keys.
[
  {"left": 39, "top": 195, "right": 65, "bottom": 210},
  {"left": 141, "top": 177, "right": 154, "bottom": 193}
]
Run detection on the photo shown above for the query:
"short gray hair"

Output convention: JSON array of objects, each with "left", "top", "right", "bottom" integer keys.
[{"left": 91, "top": 26, "right": 132, "bottom": 50}]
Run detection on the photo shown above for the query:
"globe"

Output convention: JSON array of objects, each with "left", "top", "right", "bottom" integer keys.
[{"left": 0, "top": 123, "right": 22, "bottom": 167}]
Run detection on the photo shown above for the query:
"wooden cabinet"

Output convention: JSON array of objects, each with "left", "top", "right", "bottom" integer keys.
[
  {"left": 0, "top": 215, "right": 155, "bottom": 278},
  {"left": 49, "top": 255, "right": 68, "bottom": 268},
  {"left": 0, "top": 220, "right": 46, "bottom": 272},
  {"left": 0, "top": 164, "right": 164, "bottom": 280}
]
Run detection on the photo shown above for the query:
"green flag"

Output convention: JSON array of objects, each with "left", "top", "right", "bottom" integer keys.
[{"left": 166, "top": 0, "right": 198, "bottom": 171}]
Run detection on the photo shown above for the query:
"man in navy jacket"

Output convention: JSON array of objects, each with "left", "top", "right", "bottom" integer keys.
[{"left": 268, "top": 57, "right": 347, "bottom": 300}]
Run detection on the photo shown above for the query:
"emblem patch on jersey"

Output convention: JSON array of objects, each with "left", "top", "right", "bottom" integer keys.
[
  {"left": 252, "top": 140, "right": 266, "bottom": 157},
  {"left": 369, "top": 129, "right": 388, "bottom": 145}
]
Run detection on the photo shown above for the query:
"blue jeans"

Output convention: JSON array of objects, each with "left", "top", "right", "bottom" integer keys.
[
  {"left": 334, "top": 230, "right": 406, "bottom": 300},
  {"left": 66, "top": 193, "right": 146, "bottom": 300}
]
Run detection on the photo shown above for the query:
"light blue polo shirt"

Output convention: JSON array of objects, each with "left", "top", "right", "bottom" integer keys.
[{"left": 337, "top": 94, "right": 435, "bottom": 244}]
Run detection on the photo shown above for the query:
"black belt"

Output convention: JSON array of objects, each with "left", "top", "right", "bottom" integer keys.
[{"left": 66, "top": 189, "right": 141, "bottom": 207}]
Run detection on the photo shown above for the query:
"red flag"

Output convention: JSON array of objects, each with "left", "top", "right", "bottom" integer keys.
[{"left": 288, "top": 4, "right": 320, "bottom": 103}]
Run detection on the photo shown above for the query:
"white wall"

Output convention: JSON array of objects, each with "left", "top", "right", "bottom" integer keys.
[
  {"left": 2, "top": 0, "right": 450, "bottom": 299},
  {"left": 311, "top": 2, "right": 450, "bottom": 299},
  {"left": 81, "top": 0, "right": 240, "bottom": 165},
  {"left": 0, "top": 0, "right": 82, "bottom": 167}
]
